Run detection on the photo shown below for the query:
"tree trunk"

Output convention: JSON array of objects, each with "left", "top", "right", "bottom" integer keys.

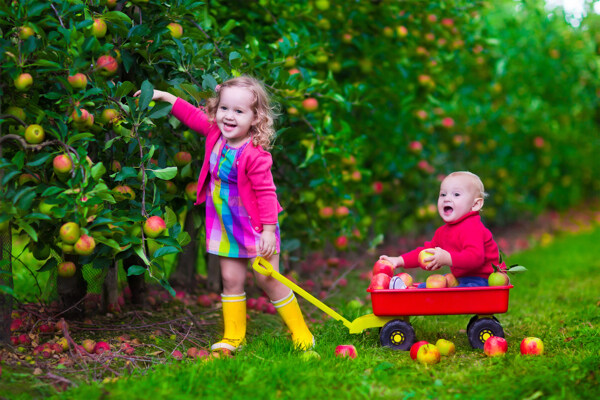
[
  {"left": 123, "top": 255, "right": 146, "bottom": 305},
  {"left": 206, "top": 253, "right": 221, "bottom": 293},
  {"left": 102, "top": 261, "right": 119, "bottom": 313},
  {"left": 170, "top": 208, "right": 199, "bottom": 292},
  {"left": 57, "top": 254, "right": 87, "bottom": 319},
  {"left": 0, "top": 225, "right": 13, "bottom": 346}
]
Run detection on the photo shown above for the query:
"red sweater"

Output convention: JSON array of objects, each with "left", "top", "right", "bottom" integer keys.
[
  {"left": 171, "top": 98, "right": 282, "bottom": 233},
  {"left": 401, "top": 211, "right": 501, "bottom": 278}
]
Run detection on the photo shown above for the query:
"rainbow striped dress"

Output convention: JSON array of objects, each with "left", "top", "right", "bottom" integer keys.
[{"left": 205, "top": 137, "right": 280, "bottom": 258}]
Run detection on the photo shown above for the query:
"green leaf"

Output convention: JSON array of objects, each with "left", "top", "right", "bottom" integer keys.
[
  {"left": 2, "top": 170, "right": 21, "bottom": 185},
  {"left": 221, "top": 19, "right": 239, "bottom": 34},
  {"left": 148, "top": 103, "right": 172, "bottom": 119},
  {"left": 27, "top": 153, "right": 52, "bottom": 167},
  {"left": 24, "top": 213, "right": 52, "bottom": 221},
  {"left": 37, "top": 258, "right": 57, "bottom": 273},
  {"left": 127, "top": 265, "right": 147, "bottom": 276},
  {"left": 164, "top": 206, "right": 177, "bottom": 229},
  {"left": 138, "top": 80, "right": 154, "bottom": 111},
  {"left": 152, "top": 167, "right": 177, "bottom": 180},
  {"left": 152, "top": 246, "right": 179, "bottom": 258},
  {"left": 177, "top": 231, "right": 191, "bottom": 248},
  {"left": 133, "top": 245, "right": 151, "bottom": 266},
  {"left": 115, "top": 81, "right": 136, "bottom": 99},
  {"left": 507, "top": 265, "right": 527, "bottom": 273},
  {"left": 11, "top": 151, "right": 25, "bottom": 170},
  {"left": 159, "top": 279, "right": 176, "bottom": 298},
  {"left": 17, "top": 220, "right": 38, "bottom": 242},
  {"left": 0, "top": 285, "right": 15, "bottom": 296},
  {"left": 41, "top": 187, "right": 63, "bottom": 197},
  {"left": 91, "top": 162, "right": 107, "bottom": 180}
]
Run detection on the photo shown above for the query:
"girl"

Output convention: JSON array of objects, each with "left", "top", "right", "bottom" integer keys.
[{"left": 135, "top": 76, "right": 314, "bottom": 351}]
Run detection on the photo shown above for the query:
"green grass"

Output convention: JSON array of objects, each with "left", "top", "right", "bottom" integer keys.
[{"left": 4, "top": 228, "right": 600, "bottom": 400}]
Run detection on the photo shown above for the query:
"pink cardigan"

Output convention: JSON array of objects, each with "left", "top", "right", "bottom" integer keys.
[
  {"left": 171, "top": 98, "right": 283, "bottom": 233},
  {"left": 401, "top": 211, "right": 502, "bottom": 278}
]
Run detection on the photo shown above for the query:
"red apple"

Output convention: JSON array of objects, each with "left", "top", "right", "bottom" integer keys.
[
  {"left": 82, "top": 339, "right": 96, "bottom": 353},
  {"left": 53, "top": 154, "right": 73, "bottom": 175},
  {"left": 57, "top": 261, "right": 76, "bottom": 278},
  {"left": 174, "top": 151, "right": 192, "bottom": 167},
  {"left": 410, "top": 340, "right": 429, "bottom": 360},
  {"left": 74, "top": 234, "right": 96, "bottom": 256},
  {"left": 197, "top": 294, "right": 212, "bottom": 307},
  {"left": 483, "top": 336, "right": 507, "bottom": 357},
  {"left": 444, "top": 273, "right": 459, "bottom": 288},
  {"left": 335, "top": 206, "right": 349, "bottom": 217},
  {"left": 71, "top": 108, "right": 94, "bottom": 128},
  {"left": 96, "top": 55, "right": 118, "bottom": 76},
  {"left": 426, "top": 274, "right": 447, "bottom": 288},
  {"left": 520, "top": 337, "right": 544, "bottom": 356},
  {"left": 167, "top": 22, "right": 183, "bottom": 38},
  {"left": 369, "top": 273, "right": 391, "bottom": 290},
  {"left": 395, "top": 272, "right": 413, "bottom": 287},
  {"left": 418, "top": 248, "right": 435, "bottom": 269},
  {"left": 319, "top": 206, "right": 334, "bottom": 218},
  {"left": 14, "top": 73, "right": 33, "bottom": 91},
  {"left": 334, "top": 235, "right": 348, "bottom": 250},
  {"left": 435, "top": 339, "right": 455, "bottom": 356},
  {"left": 24, "top": 124, "right": 45, "bottom": 144},
  {"left": 67, "top": 73, "right": 88, "bottom": 89},
  {"left": 143, "top": 216, "right": 166, "bottom": 238},
  {"left": 334, "top": 344, "right": 357, "bottom": 359},
  {"left": 94, "top": 341, "right": 111, "bottom": 354},
  {"left": 416, "top": 343, "right": 441, "bottom": 364},
  {"left": 302, "top": 98, "right": 318, "bottom": 112},
  {"left": 373, "top": 259, "right": 395, "bottom": 277},
  {"left": 59, "top": 222, "right": 80, "bottom": 244},
  {"left": 92, "top": 19, "right": 107, "bottom": 38},
  {"left": 185, "top": 181, "right": 197, "bottom": 201},
  {"left": 488, "top": 271, "right": 510, "bottom": 286},
  {"left": 171, "top": 349, "right": 184, "bottom": 360}
]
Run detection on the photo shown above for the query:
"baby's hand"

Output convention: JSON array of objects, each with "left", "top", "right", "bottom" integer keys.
[
  {"left": 423, "top": 247, "right": 452, "bottom": 271},
  {"left": 132, "top": 89, "right": 177, "bottom": 105},
  {"left": 258, "top": 230, "right": 277, "bottom": 258},
  {"left": 379, "top": 255, "right": 404, "bottom": 269}
]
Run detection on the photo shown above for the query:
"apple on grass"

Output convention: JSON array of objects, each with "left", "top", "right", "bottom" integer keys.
[
  {"left": 483, "top": 336, "right": 507, "bottom": 357},
  {"left": 520, "top": 337, "right": 543, "bottom": 355},
  {"left": 24, "top": 124, "right": 45, "bottom": 144},
  {"left": 301, "top": 350, "right": 321, "bottom": 361},
  {"left": 94, "top": 341, "right": 110, "bottom": 354},
  {"left": 435, "top": 339, "right": 455, "bottom": 356},
  {"left": 369, "top": 273, "right": 391, "bottom": 290},
  {"left": 335, "top": 344, "right": 357, "bottom": 359},
  {"left": 418, "top": 248, "right": 435, "bottom": 269},
  {"left": 416, "top": 343, "right": 441, "bottom": 365},
  {"left": 143, "top": 216, "right": 166, "bottom": 238},
  {"left": 372, "top": 259, "right": 395, "bottom": 277},
  {"left": 425, "top": 274, "right": 447, "bottom": 288},
  {"left": 410, "top": 340, "right": 429, "bottom": 360}
]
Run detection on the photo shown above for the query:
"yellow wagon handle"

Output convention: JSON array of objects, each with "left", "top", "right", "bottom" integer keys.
[{"left": 252, "top": 257, "right": 396, "bottom": 334}]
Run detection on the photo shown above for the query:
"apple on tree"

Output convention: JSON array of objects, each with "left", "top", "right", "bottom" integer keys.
[
  {"left": 57, "top": 261, "right": 76, "bottom": 278},
  {"left": 59, "top": 222, "right": 80, "bottom": 244},
  {"left": 96, "top": 55, "right": 118, "bottom": 76},
  {"left": 53, "top": 154, "right": 73, "bottom": 175},
  {"left": 24, "top": 124, "right": 45, "bottom": 144},
  {"left": 19, "top": 25, "right": 35, "bottom": 40},
  {"left": 185, "top": 182, "right": 197, "bottom": 201},
  {"left": 167, "top": 22, "right": 183, "bottom": 39},
  {"left": 302, "top": 98, "right": 318, "bottom": 112},
  {"left": 143, "top": 216, "right": 167, "bottom": 238},
  {"left": 173, "top": 151, "right": 192, "bottom": 167},
  {"left": 74, "top": 234, "right": 96, "bottom": 256},
  {"left": 14, "top": 73, "right": 33, "bottom": 91},
  {"left": 91, "top": 19, "right": 107, "bottom": 38},
  {"left": 67, "top": 73, "right": 88, "bottom": 90}
]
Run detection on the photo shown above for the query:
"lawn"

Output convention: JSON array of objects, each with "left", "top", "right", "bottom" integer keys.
[{"left": 3, "top": 226, "right": 594, "bottom": 400}]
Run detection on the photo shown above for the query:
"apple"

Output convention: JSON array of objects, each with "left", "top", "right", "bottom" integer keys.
[
  {"left": 334, "top": 344, "right": 357, "bottom": 359},
  {"left": 92, "top": 19, "right": 107, "bottom": 38},
  {"left": 418, "top": 248, "right": 435, "bottom": 269},
  {"left": 395, "top": 272, "right": 413, "bottom": 287},
  {"left": 416, "top": 343, "right": 441, "bottom": 365},
  {"left": 334, "top": 235, "right": 348, "bottom": 250},
  {"left": 59, "top": 222, "right": 80, "bottom": 244},
  {"left": 483, "top": 336, "right": 507, "bottom": 357},
  {"left": 105, "top": 0, "right": 117, "bottom": 8},
  {"left": 19, "top": 26, "right": 35, "bottom": 40},
  {"left": 82, "top": 339, "right": 96, "bottom": 354},
  {"left": 113, "top": 185, "right": 136, "bottom": 201},
  {"left": 185, "top": 181, "right": 197, "bottom": 201},
  {"left": 57, "top": 261, "right": 76, "bottom": 278},
  {"left": 409, "top": 140, "right": 423, "bottom": 153},
  {"left": 94, "top": 341, "right": 111, "bottom": 354},
  {"left": 425, "top": 274, "right": 447, "bottom": 288},
  {"left": 61, "top": 243, "right": 75, "bottom": 254},
  {"left": 67, "top": 73, "right": 88, "bottom": 90},
  {"left": 410, "top": 341, "right": 429, "bottom": 360},
  {"left": 369, "top": 273, "right": 391, "bottom": 290},
  {"left": 167, "top": 22, "right": 183, "bottom": 38},
  {"left": 372, "top": 259, "right": 394, "bottom": 277},
  {"left": 442, "top": 117, "right": 455, "bottom": 128},
  {"left": 5, "top": 106, "right": 26, "bottom": 123},
  {"left": 174, "top": 151, "right": 192, "bottom": 167},
  {"left": 335, "top": 206, "right": 349, "bottom": 217},
  {"left": 318, "top": 206, "right": 334, "bottom": 218},
  {"left": 445, "top": 273, "right": 459, "bottom": 288},
  {"left": 488, "top": 271, "right": 510, "bottom": 286},
  {"left": 143, "top": 216, "right": 167, "bottom": 238},
  {"left": 171, "top": 350, "right": 184, "bottom": 360},
  {"left": 74, "top": 234, "right": 96, "bottom": 256},
  {"left": 435, "top": 339, "right": 456, "bottom": 356},
  {"left": 315, "top": 0, "right": 330, "bottom": 11},
  {"left": 302, "top": 98, "right": 318, "bottom": 112},
  {"left": 301, "top": 350, "right": 321, "bottom": 361},
  {"left": 24, "top": 124, "right": 45, "bottom": 144},
  {"left": 197, "top": 294, "right": 212, "bottom": 307},
  {"left": 520, "top": 337, "right": 544, "bottom": 356},
  {"left": 14, "top": 73, "right": 33, "bottom": 91},
  {"left": 101, "top": 108, "right": 119, "bottom": 125},
  {"left": 53, "top": 154, "right": 73, "bottom": 175},
  {"left": 71, "top": 108, "right": 94, "bottom": 128},
  {"left": 96, "top": 55, "right": 118, "bottom": 76},
  {"left": 397, "top": 25, "right": 408, "bottom": 37}
]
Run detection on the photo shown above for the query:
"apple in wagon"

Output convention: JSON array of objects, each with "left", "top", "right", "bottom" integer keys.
[
  {"left": 369, "top": 273, "right": 391, "bottom": 290},
  {"left": 372, "top": 259, "right": 394, "bottom": 277}
]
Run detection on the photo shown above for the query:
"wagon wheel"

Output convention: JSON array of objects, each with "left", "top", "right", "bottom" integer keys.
[
  {"left": 466, "top": 315, "right": 500, "bottom": 334},
  {"left": 379, "top": 320, "right": 416, "bottom": 351},
  {"left": 467, "top": 318, "right": 504, "bottom": 349}
]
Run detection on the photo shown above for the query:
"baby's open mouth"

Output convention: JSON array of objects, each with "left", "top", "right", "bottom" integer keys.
[{"left": 444, "top": 206, "right": 453, "bottom": 215}]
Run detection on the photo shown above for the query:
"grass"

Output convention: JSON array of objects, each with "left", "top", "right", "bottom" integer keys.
[{"left": 3, "top": 227, "right": 600, "bottom": 400}]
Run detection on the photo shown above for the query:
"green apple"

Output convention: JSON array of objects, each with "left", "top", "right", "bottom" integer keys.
[
  {"left": 19, "top": 26, "right": 35, "bottom": 40},
  {"left": 167, "top": 22, "right": 183, "bottom": 38},
  {"left": 14, "top": 73, "right": 33, "bottom": 91},
  {"left": 59, "top": 222, "right": 80, "bottom": 244},
  {"left": 92, "top": 19, "right": 107, "bottom": 38},
  {"left": 24, "top": 124, "right": 45, "bottom": 144}
]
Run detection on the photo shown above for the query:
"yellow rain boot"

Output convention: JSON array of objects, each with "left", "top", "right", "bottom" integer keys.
[
  {"left": 273, "top": 290, "right": 314, "bottom": 350},
  {"left": 211, "top": 293, "right": 246, "bottom": 352}
]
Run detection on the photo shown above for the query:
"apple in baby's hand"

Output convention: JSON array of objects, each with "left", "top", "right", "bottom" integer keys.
[
  {"left": 425, "top": 274, "right": 447, "bottom": 288},
  {"left": 483, "top": 336, "right": 507, "bottom": 357},
  {"left": 520, "top": 337, "right": 544, "bottom": 355},
  {"left": 410, "top": 340, "right": 429, "bottom": 360},
  {"left": 395, "top": 272, "right": 413, "bottom": 287},
  {"left": 418, "top": 248, "right": 435, "bottom": 269},
  {"left": 372, "top": 259, "right": 394, "bottom": 277},
  {"left": 416, "top": 343, "right": 441, "bottom": 365},
  {"left": 444, "top": 273, "right": 459, "bottom": 288},
  {"left": 335, "top": 344, "right": 357, "bottom": 359},
  {"left": 369, "top": 273, "right": 391, "bottom": 290},
  {"left": 435, "top": 339, "right": 456, "bottom": 356}
]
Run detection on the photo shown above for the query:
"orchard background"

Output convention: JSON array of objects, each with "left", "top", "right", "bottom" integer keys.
[{"left": 0, "top": 0, "right": 599, "bottom": 343}]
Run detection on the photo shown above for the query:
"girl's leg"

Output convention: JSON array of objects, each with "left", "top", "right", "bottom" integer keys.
[
  {"left": 254, "top": 254, "right": 314, "bottom": 350},
  {"left": 211, "top": 257, "right": 248, "bottom": 352}
]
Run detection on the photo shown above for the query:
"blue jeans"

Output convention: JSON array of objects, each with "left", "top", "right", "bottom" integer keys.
[{"left": 418, "top": 276, "right": 489, "bottom": 288}]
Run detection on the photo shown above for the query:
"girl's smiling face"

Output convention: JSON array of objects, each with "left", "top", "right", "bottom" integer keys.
[
  {"left": 437, "top": 174, "right": 483, "bottom": 223},
  {"left": 216, "top": 86, "right": 257, "bottom": 147}
]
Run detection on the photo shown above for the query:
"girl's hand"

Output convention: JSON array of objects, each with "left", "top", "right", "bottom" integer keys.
[
  {"left": 258, "top": 228, "right": 277, "bottom": 258},
  {"left": 132, "top": 89, "right": 177, "bottom": 105},
  {"left": 423, "top": 247, "right": 452, "bottom": 271},
  {"left": 379, "top": 255, "right": 404, "bottom": 269}
]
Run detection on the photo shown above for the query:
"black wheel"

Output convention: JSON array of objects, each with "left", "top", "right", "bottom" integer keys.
[
  {"left": 379, "top": 320, "right": 416, "bottom": 351},
  {"left": 467, "top": 318, "right": 504, "bottom": 349},
  {"left": 466, "top": 315, "right": 500, "bottom": 334}
]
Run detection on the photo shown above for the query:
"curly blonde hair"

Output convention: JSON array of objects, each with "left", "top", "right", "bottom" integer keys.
[{"left": 205, "top": 76, "right": 278, "bottom": 150}]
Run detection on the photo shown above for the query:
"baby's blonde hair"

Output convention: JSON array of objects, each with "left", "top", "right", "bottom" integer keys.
[
  {"left": 446, "top": 171, "right": 488, "bottom": 199},
  {"left": 205, "top": 76, "right": 278, "bottom": 150}
]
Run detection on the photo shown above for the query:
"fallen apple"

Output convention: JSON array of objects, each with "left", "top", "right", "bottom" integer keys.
[
  {"left": 435, "top": 339, "right": 456, "bottom": 356},
  {"left": 416, "top": 343, "right": 441, "bottom": 365},
  {"left": 82, "top": 339, "right": 96, "bottom": 354},
  {"left": 94, "top": 341, "right": 111, "bottom": 354},
  {"left": 301, "top": 350, "right": 321, "bottom": 361},
  {"left": 520, "top": 337, "right": 543, "bottom": 356},
  {"left": 335, "top": 344, "right": 357, "bottom": 359},
  {"left": 483, "top": 336, "right": 507, "bottom": 357},
  {"left": 410, "top": 340, "right": 429, "bottom": 360}
]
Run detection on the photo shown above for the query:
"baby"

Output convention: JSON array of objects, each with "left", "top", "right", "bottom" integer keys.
[{"left": 380, "top": 171, "right": 503, "bottom": 287}]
